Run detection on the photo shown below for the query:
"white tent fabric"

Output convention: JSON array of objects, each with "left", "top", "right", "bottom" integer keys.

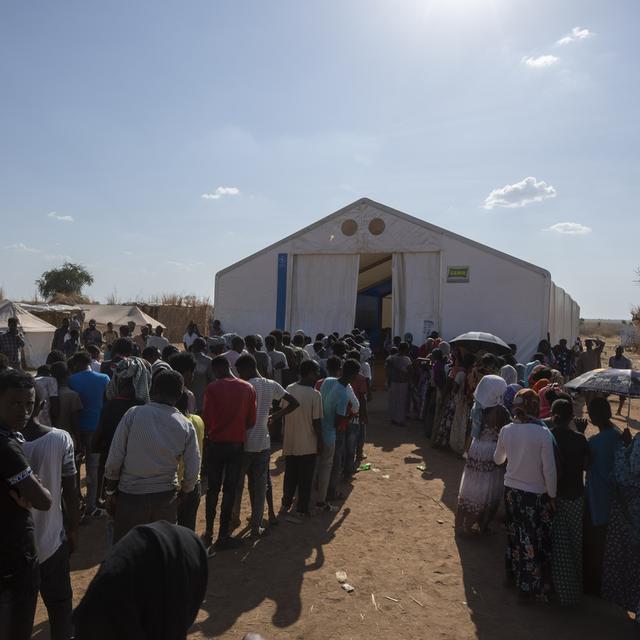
[
  {"left": 79, "top": 305, "right": 164, "bottom": 334},
  {"left": 392, "top": 252, "right": 440, "bottom": 343},
  {"left": 289, "top": 254, "right": 359, "bottom": 336},
  {"left": 0, "top": 300, "right": 56, "bottom": 369}
]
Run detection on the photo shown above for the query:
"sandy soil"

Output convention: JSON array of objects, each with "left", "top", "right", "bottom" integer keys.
[{"left": 32, "top": 360, "right": 639, "bottom": 640}]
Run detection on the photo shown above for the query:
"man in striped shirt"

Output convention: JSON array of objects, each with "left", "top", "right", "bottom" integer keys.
[{"left": 103, "top": 370, "right": 200, "bottom": 543}]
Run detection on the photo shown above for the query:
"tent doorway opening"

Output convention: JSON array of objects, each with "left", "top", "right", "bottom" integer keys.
[{"left": 355, "top": 253, "right": 392, "bottom": 349}]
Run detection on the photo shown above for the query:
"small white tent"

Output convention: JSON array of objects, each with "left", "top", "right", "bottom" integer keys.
[
  {"left": 0, "top": 300, "right": 56, "bottom": 369},
  {"left": 79, "top": 305, "right": 164, "bottom": 335}
]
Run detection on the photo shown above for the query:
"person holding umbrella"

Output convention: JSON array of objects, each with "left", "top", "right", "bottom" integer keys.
[{"left": 609, "top": 345, "right": 633, "bottom": 415}]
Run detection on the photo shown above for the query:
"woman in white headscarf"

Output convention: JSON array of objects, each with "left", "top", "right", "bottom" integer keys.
[
  {"left": 500, "top": 364, "right": 518, "bottom": 386},
  {"left": 455, "top": 374, "right": 510, "bottom": 535}
]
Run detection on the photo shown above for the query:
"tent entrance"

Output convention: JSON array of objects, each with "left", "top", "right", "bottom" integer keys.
[{"left": 355, "top": 253, "right": 392, "bottom": 348}]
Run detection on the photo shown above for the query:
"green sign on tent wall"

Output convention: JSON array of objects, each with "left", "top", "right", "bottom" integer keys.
[{"left": 447, "top": 266, "right": 470, "bottom": 283}]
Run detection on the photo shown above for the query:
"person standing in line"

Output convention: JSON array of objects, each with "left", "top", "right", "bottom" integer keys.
[
  {"left": 221, "top": 335, "right": 247, "bottom": 376},
  {"left": 68, "top": 351, "right": 110, "bottom": 518},
  {"left": 189, "top": 338, "right": 214, "bottom": 413},
  {"left": 34, "top": 365, "right": 59, "bottom": 428},
  {"left": 601, "top": 429, "right": 639, "bottom": 623},
  {"left": 270, "top": 330, "right": 297, "bottom": 387},
  {"left": 317, "top": 359, "right": 360, "bottom": 511},
  {"left": 234, "top": 354, "right": 299, "bottom": 537},
  {"left": 175, "top": 391, "right": 205, "bottom": 531},
  {"left": 50, "top": 362, "right": 83, "bottom": 440},
  {"left": 103, "top": 370, "right": 200, "bottom": 544},
  {"left": 548, "top": 398, "right": 590, "bottom": 606},
  {"left": 145, "top": 325, "right": 169, "bottom": 352},
  {"left": 575, "top": 338, "right": 605, "bottom": 376},
  {"left": 102, "top": 322, "right": 118, "bottom": 349},
  {"left": 201, "top": 356, "right": 256, "bottom": 552},
  {"left": 583, "top": 397, "right": 624, "bottom": 595},
  {"left": 385, "top": 342, "right": 412, "bottom": 427},
  {"left": 81, "top": 319, "right": 103, "bottom": 348},
  {"left": 609, "top": 345, "right": 633, "bottom": 415},
  {"left": 0, "top": 317, "right": 25, "bottom": 370},
  {"left": 344, "top": 350, "right": 368, "bottom": 478},
  {"left": 133, "top": 325, "right": 150, "bottom": 355},
  {"left": 279, "top": 359, "right": 324, "bottom": 521},
  {"left": 245, "top": 335, "right": 273, "bottom": 379},
  {"left": 51, "top": 318, "right": 70, "bottom": 353},
  {"left": 183, "top": 322, "right": 201, "bottom": 351},
  {"left": 0, "top": 370, "right": 52, "bottom": 640},
  {"left": 494, "top": 389, "right": 557, "bottom": 602},
  {"left": 265, "top": 334, "right": 289, "bottom": 442},
  {"left": 22, "top": 393, "right": 80, "bottom": 640}
]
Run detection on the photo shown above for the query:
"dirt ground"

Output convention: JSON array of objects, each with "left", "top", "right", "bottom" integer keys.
[{"left": 32, "top": 348, "right": 639, "bottom": 640}]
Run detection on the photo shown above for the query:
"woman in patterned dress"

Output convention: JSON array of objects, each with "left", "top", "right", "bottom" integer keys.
[
  {"left": 602, "top": 431, "right": 640, "bottom": 623},
  {"left": 455, "top": 375, "right": 509, "bottom": 534},
  {"left": 494, "top": 389, "right": 557, "bottom": 601}
]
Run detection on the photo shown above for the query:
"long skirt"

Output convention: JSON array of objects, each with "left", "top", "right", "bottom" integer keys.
[
  {"left": 455, "top": 436, "right": 504, "bottom": 533},
  {"left": 551, "top": 496, "right": 584, "bottom": 606},
  {"left": 449, "top": 396, "right": 470, "bottom": 455},
  {"left": 389, "top": 382, "right": 409, "bottom": 425},
  {"left": 602, "top": 486, "right": 640, "bottom": 617},
  {"left": 431, "top": 388, "right": 455, "bottom": 449},
  {"left": 504, "top": 487, "right": 553, "bottom": 597}
]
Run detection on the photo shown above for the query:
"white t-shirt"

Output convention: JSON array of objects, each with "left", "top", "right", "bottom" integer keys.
[
  {"left": 360, "top": 361, "right": 372, "bottom": 381},
  {"left": 267, "top": 350, "right": 289, "bottom": 386},
  {"left": 34, "top": 376, "right": 58, "bottom": 427},
  {"left": 223, "top": 349, "right": 248, "bottom": 375},
  {"left": 183, "top": 332, "right": 199, "bottom": 349},
  {"left": 22, "top": 429, "right": 76, "bottom": 562},
  {"left": 245, "top": 377, "right": 286, "bottom": 452},
  {"left": 90, "top": 359, "right": 101, "bottom": 373}
]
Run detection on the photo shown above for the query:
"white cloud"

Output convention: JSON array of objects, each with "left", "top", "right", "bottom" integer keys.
[
  {"left": 546, "top": 222, "right": 592, "bottom": 235},
  {"left": 167, "top": 260, "right": 205, "bottom": 272},
  {"left": 521, "top": 55, "right": 559, "bottom": 68},
  {"left": 48, "top": 211, "right": 74, "bottom": 222},
  {"left": 557, "top": 27, "right": 593, "bottom": 46},
  {"left": 201, "top": 186, "right": 240, "bottom": 200},
  {"left": 482, "top": 176, "right": 557, "bottom": 209},
  {"left": 3, "top": 242, "right": 40, "bottom": 253}
]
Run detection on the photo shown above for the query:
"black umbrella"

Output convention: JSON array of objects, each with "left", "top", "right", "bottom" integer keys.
[
  {"left": 564, "top": 368, "right": 640, "bottom": 398},
  {"left": 449, "top": 331, "right": 511, "bottom": 356}
]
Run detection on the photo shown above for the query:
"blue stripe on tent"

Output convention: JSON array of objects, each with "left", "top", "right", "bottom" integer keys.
[{"left": 276, "top": 253, "right": 288, "bottom": 329}]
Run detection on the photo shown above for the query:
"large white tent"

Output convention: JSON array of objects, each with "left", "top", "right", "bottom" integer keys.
[
  {"left": 214, "top": 198, "right": 580, "bottom": 359},
  {"left": 0, "top": 300, "right": 56, "bottom": 368}
]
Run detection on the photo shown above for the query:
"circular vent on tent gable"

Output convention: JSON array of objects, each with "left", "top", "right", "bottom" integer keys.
[
  {"left": 341, "top": 219, "right": 358, "bottom": 236},
  {"left": 368, "top": 217, "right": 385, "bottom": 235}
]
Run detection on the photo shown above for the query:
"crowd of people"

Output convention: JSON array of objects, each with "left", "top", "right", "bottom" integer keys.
[
  {"left": 383, "top": 331, "right": 638, "bottom": 618},
  {"left": 0, "top": 316, "right": 374, "bottom": 639},
  {"left": 0, "top": 314, "right": 638, "bottom": 638}
]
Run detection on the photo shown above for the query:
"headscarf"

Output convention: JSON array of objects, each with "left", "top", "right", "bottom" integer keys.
[
  {"left": 512, "top": 388, "right": 541, "bottom": 422},
  {"left": 549, "top": 369, "right": 565, "bottom": 385},
  {"left": 404, "top": 332, "right": 413, "bottom": 345},
  {"left": 74, "top": 522, "right": 208, "bottom": 640},
  {"left": 532, "top": 378, "right": 550, "bottom": 394},
  {"left": 499, "top": 364, "right": 518, "bottom": 386},
  {"left": 107, "top": 356, "right": 151, "bottom": 403},
  {"left": 473, "top": 374, "right": 508, "bottom": 409},
  {"left": 503, "top": 383, "right": 523, "bottom": 415},
  {"left": 438, "top": 341, "right": 451, "bottom": 357}
]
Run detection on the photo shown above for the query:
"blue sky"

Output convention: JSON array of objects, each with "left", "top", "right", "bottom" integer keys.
[{"left": 1, "top": 0, "right": 638, "bottom": 318}]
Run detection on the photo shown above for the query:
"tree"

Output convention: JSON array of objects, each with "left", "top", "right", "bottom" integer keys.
[{"left": 36, "top": 262, "right": 94, "bottom": 299}]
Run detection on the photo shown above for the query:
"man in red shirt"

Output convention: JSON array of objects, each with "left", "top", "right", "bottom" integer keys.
[{"left": 201, "top": 356, "right": 256, "bottom": 552}]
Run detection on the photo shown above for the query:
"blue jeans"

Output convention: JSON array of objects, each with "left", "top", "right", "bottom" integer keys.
[
  {"left": 344, "top": 422, "right": 361, "bottom": 476},
  {"left": 329, "top": 430, "right": 346, "bottom": 495},
  {"left": 233, "top": 449, "right": 270, "bottom": 532},
  {"left": 0, "top": 558, "right": 38, "bottom": 640}
]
